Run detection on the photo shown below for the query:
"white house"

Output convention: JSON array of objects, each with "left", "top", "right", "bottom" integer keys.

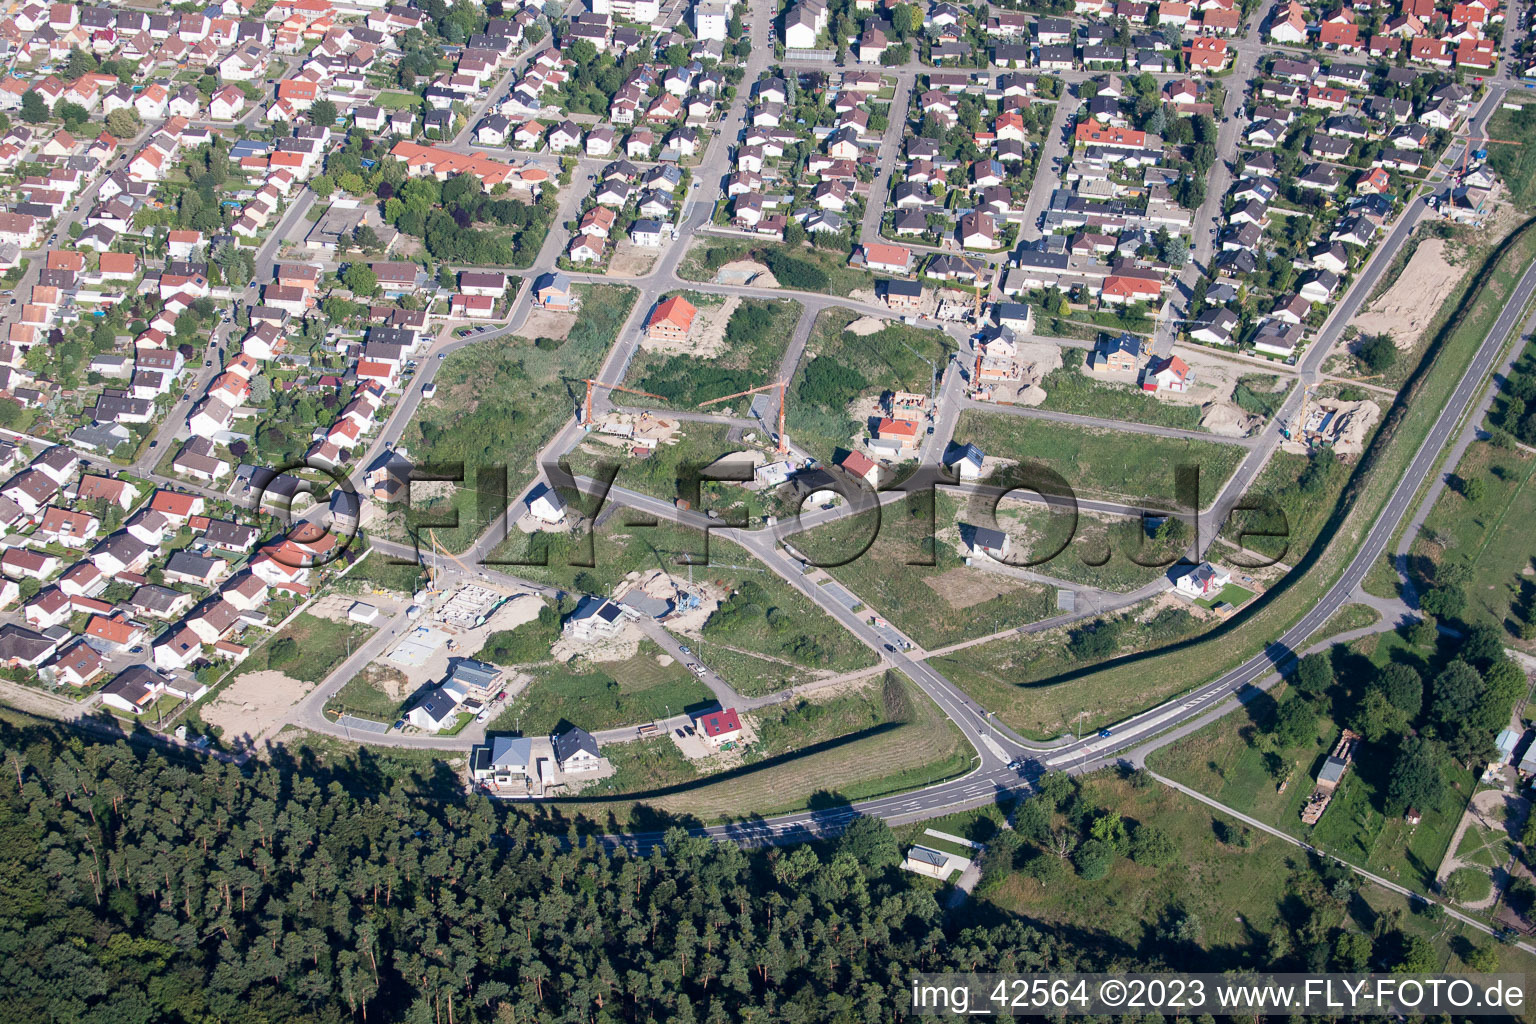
[{"left": 1175, "top": 561, "right": 1232, "bottom": 598}]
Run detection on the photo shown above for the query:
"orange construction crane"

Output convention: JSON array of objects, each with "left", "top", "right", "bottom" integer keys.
[
  {"left": 699, "top": 379, "right": 789, "bottom": 455},
  {"left": 956, "top": 252, "right": 988, "bottom": 322},
  {"left": 581, "top": 379, "right": 664, "bottom": 424}
]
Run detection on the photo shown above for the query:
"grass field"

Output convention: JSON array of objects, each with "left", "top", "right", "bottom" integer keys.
[
  {"left": 486, "top": 522, "right": 875, "bottom": 695},
  {"left": 1487, "top": 104, "right": 1536, "bottom": 211},
  {"left": 1149, "top": 628, "right": 1471, "bottom": 892},
  {"left": 1409, "top": 439, "right": 1536, "bottom": 638},
  {"left": 489, "top": 641, "right": 713, "bottom": 735},
  {"left": 1315, "top": 601, "right": 1382, "bottom": 642},
  {"left": 399, "top": 283, "right": 636, "bottom": 552},
  {"left": 929, "top": 603, "right": 1211, "bottom": 738},
  {"left": 786, "top": 307, "right": 956, "bottom": 462},
  {"left": 790, "top": 492, "right": 1056, "bottom": 649},
  {"left": 560, "top": 421, "right": 769, "bottom": 511},
  {"left": 972, "top": 771, "right": 1536, "bottom": 974},
  {"left": 1035, "top": 362, "right": 1207, "bottom": 431},
  {"left": 953, "top": 410, "right": 1243, "bottom": 509},
  {"left": 553, "top": 671, "right": 973, "bottom": 824},
  {"left": 233, "top": 613, "right": 370, "bottom": 685},
  {"left": 626, "top": 297, "right": 801, "bottom": 408}
]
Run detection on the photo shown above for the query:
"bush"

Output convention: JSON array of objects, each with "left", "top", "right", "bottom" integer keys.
[
  {"left": 1066, "top": 618, "right": 1122, "bottom": 660},
  {"left": 480, "top": 607, "right": 560, "bottom": 665},
  {"left": 762, "top": 250, "right": 829, "bottom": 291},
  {"left": 1419, "top": 585, "right": 1466, "bottom": 619},
  {"left": 1357, "top": 333, "right": 1397, "bottom": 373},
  {"left": 533, "top": 335, "right": 564, "bottom": 351},
  {"left": 267, "top": 636, "right": 299, "bottom": 669},
  {"left": 1072, "top": 838, "right": 1115, "bottom": 880}
]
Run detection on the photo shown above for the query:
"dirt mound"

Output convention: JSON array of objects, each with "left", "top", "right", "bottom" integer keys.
[
  {"left": 716, "top": 260, "right": 780, "bottom": 288},
  {"left": 1013, "top": 384, "right": 1047, "bottom": 405},
  {"left": 1200, "top": 402, "right": 1261, "bottom": 437},
  {"left": 845, "top": 315, "right": 887, "bottom": 336}
]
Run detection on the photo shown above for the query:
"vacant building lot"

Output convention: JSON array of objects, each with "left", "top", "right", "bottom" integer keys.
[
  {"left": 628, "top": 297, "right": 802, "bottom": 409},
  {"left": 490, "top": 641, "right": 713, "bottom": 735},
  {"left": 954, "top": 410, "right": 1244, "bottom": 509}
]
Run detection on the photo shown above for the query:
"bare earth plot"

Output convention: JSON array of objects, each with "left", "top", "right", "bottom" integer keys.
[
  {"left": 1351, "top": 237, "right": 1462, "bottom": 350},
  {"left": 202, "top": 670, "right": 312, "bottom": 741}
]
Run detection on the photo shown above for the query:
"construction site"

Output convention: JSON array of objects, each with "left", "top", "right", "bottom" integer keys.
[{"left": 1280, "top": 388, "right": 1381, "bottom": 457}]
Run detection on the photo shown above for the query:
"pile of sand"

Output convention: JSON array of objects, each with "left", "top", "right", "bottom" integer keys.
[
  {"left": 1350, "top": 238, "right": 1460, "bottom": 350},
  {"left": 716, "top": 260, "right": 780, "bottom": 288},
  {"left": 845, "top": 315, "right": 888, "bottom": 336},
  {"left": 1200, "top": 402, "right": 1262, "bottom": 437}
]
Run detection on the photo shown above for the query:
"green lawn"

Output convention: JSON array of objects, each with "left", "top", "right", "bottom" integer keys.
[
  {"left": 953, "top": 410, "right": 1243, "bottom": 509},
  {"left": 789, "top": 492, "right": 1056, "bottom": 649},
  {"left": 1315, "top": 602, "right": 1383, "bottom": 642},
  {"left": 399, "top": 284, "right": 636, "bottom": 552},
  {"left": 626, "top": 297, "right": 802, "bottom": 408},
  {"left": 786, "top": 308, "right": 956, "bottom": 463},
  {"left": 1196, "top": 583, "right": 1256, "bottom": 609},
  {"left": 374, "top": 91, "right": 423, "bottom": 111},
  {"left": 490, "top": 641, "right": 712, "bottom": 735},
  {"left": 989, "top": 501, "right": 1177, "bottom": 592},
  {"left": 559, "top": 420, "right": 772, "bottom": 514},
  {"left": 325, "top": 663, "right": 410, "bottom": 722}
]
